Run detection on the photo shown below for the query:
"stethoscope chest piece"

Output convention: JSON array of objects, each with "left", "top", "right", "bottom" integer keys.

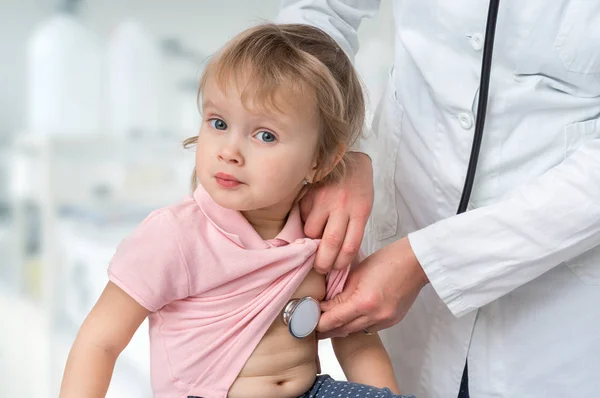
[{"left": 282, "top": 297, "right": 320, "bottom": 338}]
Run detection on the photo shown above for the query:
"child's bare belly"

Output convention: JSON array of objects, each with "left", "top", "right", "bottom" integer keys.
[{"left": 228, "top": 269, "right": 327, "bottom": 398}]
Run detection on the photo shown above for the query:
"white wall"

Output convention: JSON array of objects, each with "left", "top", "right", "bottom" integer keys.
[{"left": 0, "top": 0, "right": 393, "bottom": 137}]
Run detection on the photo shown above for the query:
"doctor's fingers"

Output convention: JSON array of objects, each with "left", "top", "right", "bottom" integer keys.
[
  {"left": 340, "top": 302, "right": 403, "bottom": 335},
  {"left": 301, "top": 186, "right": 328, "bottom": 239},
  {"left": 318, "top": 307, "right": 401, "bottom": 339},
  {"left": 322, "top": 315, "right": 399, "bottom": 339},
  {"left": 317, "top": 296, "right": 363, "bottom": 335},
  {"left": 299, "top": 188, "right": 316, "bottom": 224},
  {"left": 320, "top": 293, "right": 403, "bottom": 337},
  {"left": 317, "top": 315, "right": 369, "bottom": 339},
  {"left": 332, "top": 217, "right": 367, "bottom": 271},
  {"left": 319, "top": 314, "right": 373, "bottom": 339},
  {"left": 313, "top": 212, "right": 350, "bottom": 274}
]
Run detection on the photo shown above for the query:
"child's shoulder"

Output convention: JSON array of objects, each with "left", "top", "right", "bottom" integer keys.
[{"left": 147, "top": 192, "right": 208, "bottom": 234}]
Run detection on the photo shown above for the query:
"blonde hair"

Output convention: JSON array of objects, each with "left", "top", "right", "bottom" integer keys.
[{"left": 184, "top": 23, "right": 365, "bottom": 192}]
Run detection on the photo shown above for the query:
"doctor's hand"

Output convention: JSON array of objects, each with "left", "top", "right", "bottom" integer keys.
[
  {"left": 317, "top": 237, "right": 429, "bottom": 338},
  {"left": 299, "top": 152, "right": 374, "bottom": 274}
]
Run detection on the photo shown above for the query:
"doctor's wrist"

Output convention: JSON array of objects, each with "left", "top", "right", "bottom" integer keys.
[{"left": 398, "top": 236, "right": 429, "bottom": 289}]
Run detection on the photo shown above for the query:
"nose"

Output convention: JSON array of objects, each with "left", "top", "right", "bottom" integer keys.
[{"left": 218, "top": 136, "right": 244, "bottom": 166}]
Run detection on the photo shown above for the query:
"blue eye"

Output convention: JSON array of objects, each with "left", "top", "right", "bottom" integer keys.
[
  {"left": 255, "top": 131, "right": 276, "bottom": 143},
  {"left": 209, "top": 118, "right": 227, "bottom": 130}
]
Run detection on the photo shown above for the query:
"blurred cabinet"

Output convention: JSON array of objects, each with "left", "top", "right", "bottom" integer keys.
[{"left": 8, "top": 132, "right": 194, "bottom": 395}]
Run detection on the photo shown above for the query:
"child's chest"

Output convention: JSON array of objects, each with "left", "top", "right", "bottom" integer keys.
[{"left": 289, "top": 268, "right": 327, "bottom": 302}]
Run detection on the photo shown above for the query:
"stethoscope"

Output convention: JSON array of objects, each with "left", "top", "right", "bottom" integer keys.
[
  {"left": 457, "top": 0, "right": 500, "bottom": 215},
  {"left": 284, "top": 0, "right": 501, "bottom": 341},
  {"left": 457, "top": 1, "right": 500, "bottom": 396},
  {"left": 282, "top": 296, "right": 320, "bottom": 338}
]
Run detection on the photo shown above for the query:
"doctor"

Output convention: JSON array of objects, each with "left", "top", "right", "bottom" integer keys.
[{"left": 277, "top": 1, "right": 600, "bottom": 397}]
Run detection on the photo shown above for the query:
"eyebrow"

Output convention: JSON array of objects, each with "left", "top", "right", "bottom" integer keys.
[
  {"left": 202, "top": 99, "right": 218, "bottom": 110},
  {"left": 201, "top": 97, "right": 296, "bottom": 133}
]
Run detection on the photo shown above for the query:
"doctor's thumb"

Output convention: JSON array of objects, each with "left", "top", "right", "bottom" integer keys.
[
  {"left": 319, "top": 270, "right": 361, "bottom": 313},
  {"left": 319, "top": 292, "right": 348, "bottom": 312},
  {"left": 317, "top": 291, "right": 361, "bottom": 333},
  {"left": 317, "top": 298, "right": 357, "bottom": 335}
]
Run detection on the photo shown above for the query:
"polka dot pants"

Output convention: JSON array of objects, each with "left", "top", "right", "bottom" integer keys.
[{"left": 297, "top": 375, "right": 416, "bottom": 398}]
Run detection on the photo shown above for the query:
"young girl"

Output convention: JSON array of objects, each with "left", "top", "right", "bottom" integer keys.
[{"left": 60, "top": 24, "right": 413, "bottom": 398}]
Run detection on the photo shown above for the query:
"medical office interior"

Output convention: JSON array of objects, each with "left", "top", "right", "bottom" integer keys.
[{"left": 0, "top": 0, "right": 394, "bottom": 396}]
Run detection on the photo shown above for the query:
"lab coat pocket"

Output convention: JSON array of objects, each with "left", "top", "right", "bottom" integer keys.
[
  {"left": 566, "top": 246, "right": 600, "bottom": 286},
  {"left": 370, "top": 70, "right": 403, "bottom": 241},
  {"left": 564, "top": 117, "right": 600, "bottom": 157},
  {"left": 564, "top": 117, "right": 600, "bottom": 286},
  {"left": 554, "top": 1, "right": 600, "bottom": 74}
]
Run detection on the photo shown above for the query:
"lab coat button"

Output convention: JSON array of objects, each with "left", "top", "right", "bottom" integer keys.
[
  {"left": 470, "top": 33, "right": 484, "bottom": 51},
  {"left": 458, "top": 113, "right": 473, "bottom": 129}
]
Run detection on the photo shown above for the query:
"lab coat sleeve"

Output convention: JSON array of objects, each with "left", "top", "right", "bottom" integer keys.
[
  {"left": 275, "top": 0, "right": 381, "bottom": 62},
  {"left": 408, "top": 125, "right": 600, "bottom": 318},
  {"left": 275, "top": 0, "right": 381, "bottom": 157}
]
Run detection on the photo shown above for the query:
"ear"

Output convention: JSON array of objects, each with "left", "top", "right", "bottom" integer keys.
[{"left": 307, "top": 144, "right": 347, "bottom": 183}]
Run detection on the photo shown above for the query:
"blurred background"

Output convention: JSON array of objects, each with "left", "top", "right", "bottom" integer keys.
[{"left": 0, "top": 0, "right": 393, "bottom": 396}]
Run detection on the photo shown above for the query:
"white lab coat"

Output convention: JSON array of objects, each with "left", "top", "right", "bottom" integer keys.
[{"left": 278, "top": 1, "right": 600, "bottom": 397}]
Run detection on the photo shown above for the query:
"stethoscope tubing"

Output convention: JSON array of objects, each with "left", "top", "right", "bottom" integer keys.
[{"left": 457, "top": 0, "right": 501, "bottom": 215}]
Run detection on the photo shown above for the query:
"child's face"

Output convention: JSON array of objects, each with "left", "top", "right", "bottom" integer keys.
[{"left": 195, "top": 76, "right": 320, "bottom": 213}]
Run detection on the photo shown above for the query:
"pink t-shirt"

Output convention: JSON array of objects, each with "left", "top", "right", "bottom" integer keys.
[{"left": 108, "top": 184, "right": 349, "bottom": 398}]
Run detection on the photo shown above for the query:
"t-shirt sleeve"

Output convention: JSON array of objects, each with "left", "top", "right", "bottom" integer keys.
[{"left": 108, "top": 210, "right": 190, "bottom": 312}]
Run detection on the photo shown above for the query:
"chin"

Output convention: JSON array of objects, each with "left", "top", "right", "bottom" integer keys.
[{"left": 208, "top": 191, "right": 243, "bottom": 210}]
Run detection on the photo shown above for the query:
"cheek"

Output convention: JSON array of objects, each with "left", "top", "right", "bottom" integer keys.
[
  {"left": 257, "top": 152, "right": 313, "bottom": 186},
  {"left": 194, "top": 143, "right": 204, "bottom": 169},
  {"left": 195, "top": 132, "right": 212, "bottom": 167}
]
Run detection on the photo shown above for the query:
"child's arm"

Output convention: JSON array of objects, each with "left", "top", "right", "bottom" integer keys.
[
  {"left": 60, "top": 281, "right": 148, "bottom": 398},
  {"left": 332, "top": 331, "right": 400, "bottom": 393}
]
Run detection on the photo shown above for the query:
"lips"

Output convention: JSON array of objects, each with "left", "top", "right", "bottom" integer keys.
[{"left": 214, "top": 172, "right": 242, "bottom": 188}]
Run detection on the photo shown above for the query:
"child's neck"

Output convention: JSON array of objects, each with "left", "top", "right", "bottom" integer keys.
[{"left": 242, "top": 205, "right": 292, "bottom": 241}]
